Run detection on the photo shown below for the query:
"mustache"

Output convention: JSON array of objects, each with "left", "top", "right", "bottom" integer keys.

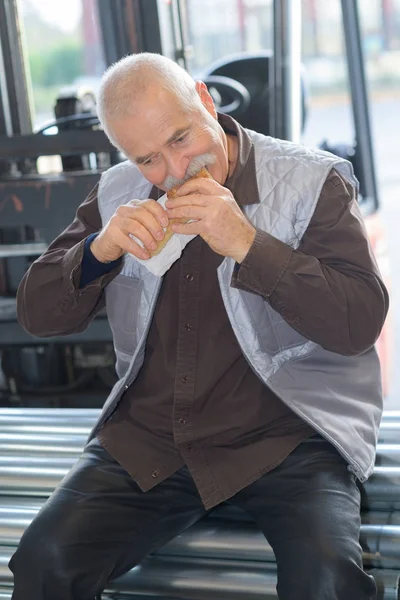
[{"left": 163, "top": 153, "right": 216, "bottom": 191}]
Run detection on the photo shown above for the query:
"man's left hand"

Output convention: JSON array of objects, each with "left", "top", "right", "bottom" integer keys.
[{"left": 165, "top": 178, "right": 256, "bottom": 263}]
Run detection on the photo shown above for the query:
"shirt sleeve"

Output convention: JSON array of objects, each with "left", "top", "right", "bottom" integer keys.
[
  {"left": 231, "top": 168, "right": 389, "bottom": 356},
  {"left": 79, "top": 233, "right": 122, "bottom": 289},
  {"left": 17, "top": 182, "right": 122, "bottom": 337}
]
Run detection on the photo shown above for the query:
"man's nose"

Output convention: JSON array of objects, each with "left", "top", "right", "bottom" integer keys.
[{"left": 166, "top": 155, "right": 191, "bottom": 182}]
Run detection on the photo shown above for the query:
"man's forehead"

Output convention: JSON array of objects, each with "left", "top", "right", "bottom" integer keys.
[
  {"left": 133, "top": 124, "right": 191, "bottom": 163},
  {"left": 110, "top": 87, "right": 197, "bottom": 157}
]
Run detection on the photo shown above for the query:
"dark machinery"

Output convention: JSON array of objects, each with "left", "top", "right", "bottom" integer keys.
[
  {"left": 0, "top": 0, "right": 382, "bottom": 406},
  {"left": 0, "top": 2, "right": 288, "bottom": 406}
]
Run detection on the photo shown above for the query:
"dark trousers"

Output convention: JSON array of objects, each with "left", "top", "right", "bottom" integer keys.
[{"left": 9, "top": 436, "right": 377, "bottom": 600}]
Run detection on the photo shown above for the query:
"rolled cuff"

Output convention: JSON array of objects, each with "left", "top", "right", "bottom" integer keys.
[
  {"left": 59, "top": 237, "right": 121, "bottom": 314},
  {"left": 231, "top": 228, "right": 292, "bottom": 298}
]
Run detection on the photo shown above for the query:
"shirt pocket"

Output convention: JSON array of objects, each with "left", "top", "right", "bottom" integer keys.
[{"left": 105, "top": 274, "right": 143, "bottom": 356}]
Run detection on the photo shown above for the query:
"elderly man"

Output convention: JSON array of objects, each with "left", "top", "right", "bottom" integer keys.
[{"left": 10, "top": 53, "right": 388, "bottom": 600}]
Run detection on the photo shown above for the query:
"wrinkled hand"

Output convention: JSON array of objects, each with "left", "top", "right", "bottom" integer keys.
[
  {"left": 91, "top": 199, "right": 168, "bottom": 263},
  {"left": 165, "top": 178, "right": 256, "bottom": 263}
]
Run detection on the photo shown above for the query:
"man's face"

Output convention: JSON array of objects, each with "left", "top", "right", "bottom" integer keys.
[{"left": 108, "top": 84, "right": 230, "bottom": 191}]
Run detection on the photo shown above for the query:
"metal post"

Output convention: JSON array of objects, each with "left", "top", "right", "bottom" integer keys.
[
  {"left": 175, "top": 0, "right": 189, "bottom": 70},
  {"left": 136, "top": 0, "right": 163, "bottom": 56},
  {"left": 0, "top": 0, "right": 32, "bottom": 135},
  {"left": 97, "top": 0, "right": 162, "bottom": 67},
  {"left": 271, "top": 0, "right": 302, "bottom": 142},
  {"left": 340, "top": 0, "right": 379, "bottom": 208},
  {"left": 0, "top": 43, "right": 13, "bottom": 138}
]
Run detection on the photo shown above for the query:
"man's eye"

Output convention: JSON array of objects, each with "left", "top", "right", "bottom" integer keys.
[
  {"left": 143, "top": 154, "right": 160, "bottom": 167},
  {"left": 174, "top": 135, "right": 187, "bottom": 144}
]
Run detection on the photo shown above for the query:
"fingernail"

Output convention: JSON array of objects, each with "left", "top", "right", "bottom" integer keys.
[
  {"left": 161, "top": 217, "right": 169, "bottom": 226},
  {"left": 156, "top": 230, "right": 164, "bottom": 240}
]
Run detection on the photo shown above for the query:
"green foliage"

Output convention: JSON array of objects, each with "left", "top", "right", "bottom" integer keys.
[{"left": 28, "top": 41, "right": 83, "bottom": 87}]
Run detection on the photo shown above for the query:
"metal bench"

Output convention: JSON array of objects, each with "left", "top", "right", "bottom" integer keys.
[{"left": 0, "top": 408, "right": 399, "bottom": 599}]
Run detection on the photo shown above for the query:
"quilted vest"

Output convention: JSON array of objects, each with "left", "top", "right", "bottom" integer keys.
[{"left": 90, "top": 130, "right": 383, "bottom": 482}]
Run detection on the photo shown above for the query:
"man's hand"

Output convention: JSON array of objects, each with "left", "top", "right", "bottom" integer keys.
[
  {"left": 165, "top": 178, "right": 256, "bottom": 263},
  {"left": 90, "top": 199, "right": 169, "bottom": 263}
]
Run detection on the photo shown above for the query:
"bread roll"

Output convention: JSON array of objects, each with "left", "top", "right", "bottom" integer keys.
[{"left": 149, "top": 167, "right": 212, "bottom": 257}]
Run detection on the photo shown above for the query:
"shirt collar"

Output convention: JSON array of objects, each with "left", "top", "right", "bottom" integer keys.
[
  {"left": 149, "top": 113, "right": 260, "bottom": 205},
  {"left": 217, "top": 113, "right": 260, "bottom": 205}
]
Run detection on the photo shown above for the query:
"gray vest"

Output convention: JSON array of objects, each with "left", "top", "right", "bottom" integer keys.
[{"left": 92, "top": 130, "right": 383, "bottom": 482}]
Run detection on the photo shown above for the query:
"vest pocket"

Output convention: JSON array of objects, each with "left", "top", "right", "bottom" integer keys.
[{"left": 105, "top": 274, "right": 143, "bottom": 356}]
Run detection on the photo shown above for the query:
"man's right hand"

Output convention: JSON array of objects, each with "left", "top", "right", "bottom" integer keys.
[{"left": 90, "top": 199, "right": 169, "bottom": 263}]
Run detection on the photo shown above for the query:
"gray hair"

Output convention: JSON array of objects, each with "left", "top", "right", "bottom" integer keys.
[{"left": 97, "top": 53, "right": 201, "bottom": 148}]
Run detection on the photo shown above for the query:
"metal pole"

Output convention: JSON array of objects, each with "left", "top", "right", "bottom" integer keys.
[
  {"left": 97, "top": 0, "right": 162, "bottom": 67},
  {"left": 340, "top": 0, "right": 379, "bottom": 208},
  {"left": 175, "top": 0, "right": 189, "bottom": 70},
  {"left": 0, "top": 37, "right": 13, "bottom": 175},
  {"left": 270, "top": 0, "right": 281, "bottom": 139},
  {"left": 0, "top": 0, "right": 32, "bottom": 135},
  {"left": 271, "top": 0, "right": 302, "bottom": 142},
  {"left": 137, "top": 0, "right": 163, "bottom": 55},
  {"left": 0, "top": 42, "right": 13, "bottom": 137}
]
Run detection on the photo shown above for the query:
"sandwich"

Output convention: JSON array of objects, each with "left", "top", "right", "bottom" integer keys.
[{"left": 149, "top": 167, "right": 213, "bottom": 257}]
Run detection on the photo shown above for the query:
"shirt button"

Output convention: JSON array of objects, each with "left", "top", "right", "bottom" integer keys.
[
  {"left": 185, "top": 273, "right": 194, "bottom": 281},
  {"left": 151, "top": 470, "right": 159, "bottom": 478},
  {"left": 186, "top": 444, "right": 192, "bottom": 451},
  {"left": 179, "top": 418, "right": 187, "bottom": 425},
  {"left": 185, "top": 323, "right": 193, "bottom": 332},
  {"left": 124, "top": 384, "right": 129, "bottom": 390},
  {"left": 181, "top": 375, "right": 188, "bottom": 383}
]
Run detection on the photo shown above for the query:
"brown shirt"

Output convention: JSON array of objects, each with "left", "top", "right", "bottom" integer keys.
[{"left": 16, "top": 116, "right": 389, "bottom": 510}]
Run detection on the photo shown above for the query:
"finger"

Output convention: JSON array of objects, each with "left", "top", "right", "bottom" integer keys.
[
  {"left": 111, "top": 230, "right": 150, "bottom": 260},
  {"left": 166, "top": 205, "right": 207, "bottom": 221},
  {"left": 142, "top": 199, "right": 169, "bottom": 227},
  {"left": 126, "top": 236, "right": 150, "bottom": 260},
  {"left": 120, "top": 209, "right": 166, "bottom": 244},
  {"left": 170, "top": 221, "right": 203, "bottom": 236},
  {"left": 172, "top": 177, "right": 220, "bottom": 197},
  {"left": 166, "top": 193, "right": 211, "bottom": 209},
  {"left": 121, "top": 201, "right": 169, "bottom": 229},
  {"left": 121, "top": 219, "right": 160, "bottom": 253}
]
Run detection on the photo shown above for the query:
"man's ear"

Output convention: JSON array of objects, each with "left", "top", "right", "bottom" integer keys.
[{"left": 195, "top": 80, "right": 218, "bottom": 119}]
